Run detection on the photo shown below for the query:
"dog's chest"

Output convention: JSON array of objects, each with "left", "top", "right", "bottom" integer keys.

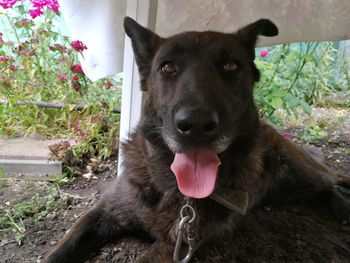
[{"left": 166, "top": 200, "right": 238, "bottom": 243}]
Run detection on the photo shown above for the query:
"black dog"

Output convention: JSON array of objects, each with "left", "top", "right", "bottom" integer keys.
[{"left": 45, "top": 17, "right": 350, "bottom": 263}]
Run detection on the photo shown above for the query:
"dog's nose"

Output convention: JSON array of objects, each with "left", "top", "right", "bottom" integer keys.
[{"left": 174, "top": 107, "right": 219, "bottom": 138}]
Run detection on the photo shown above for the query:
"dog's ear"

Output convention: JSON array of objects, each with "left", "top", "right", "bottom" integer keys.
[
  {"left": 124, "top": 17, "right": 162, "bottom": 91},
  {"left": 235, "top": 19, "right": 278, "bottom": 81},
  {"left": 236, "top": 19, "right": 278, "bottom": 54}
]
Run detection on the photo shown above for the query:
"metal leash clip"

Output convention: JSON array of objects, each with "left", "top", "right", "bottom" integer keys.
[{"left": 173, "top": 202, "right": 197, "bottom": 263}]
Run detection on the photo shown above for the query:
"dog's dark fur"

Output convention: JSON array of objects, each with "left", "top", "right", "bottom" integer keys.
[{"left": 45, "top": 17, "right": 350, "bottom": 263}]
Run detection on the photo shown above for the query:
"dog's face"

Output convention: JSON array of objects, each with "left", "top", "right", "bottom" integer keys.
[
  {"left": 124, "top": 18, "right": 278, "bottom": 154},
  {"left": 124, "top": 18, "right": 278, "bottom": 198}
]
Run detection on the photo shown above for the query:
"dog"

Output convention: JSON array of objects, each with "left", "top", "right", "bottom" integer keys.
[{"left": 45, "top": 17, "right": 350, "bottom": 263}]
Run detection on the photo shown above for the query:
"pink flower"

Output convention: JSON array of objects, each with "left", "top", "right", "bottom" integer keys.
[
  {"left": 9, "top": 64, "right": 16, "bottom": 71},
  {"left": 1, "top": 0, "right": 60, "bottom": 18},
  {"left": 49, "top": 44, "right": 67, "bottom": 53},
  {"left": 105, "top": 81, "right": 113, "bottom": 88},
  {"left": 0, "top": 56, "right": 9, "bottom": 62},
  {"left": 0, "top": 0, "right": 21, "bottom": 9},
  {"left": 30, "top": 0, "right": 59, "bottom": 13},
  {"left": 73, "top": 75, "right": 79, "bottom": 81},
  {"left": 70, "top": 40, "right": 87, "bottom": 52},
  {"left": 260, "top": 49, "right": 269, "bottom": 58},
  {"left": 57, "top": 75, "right": 67, "bottom": 82},
  {"left": 72, "top": 120, "right": 85, "bottom": 137},
  {"left": 70, "top": 64, "right": 84, "bottom": 74},
  {"left": 29, "top": 8, "right": 44, "bottom": 19},
  {"left": 0, "top": 33, "right": 4, "bottom": 44},
  {"left": 282, "top": 132, "right": 293, "bottom": 139}
]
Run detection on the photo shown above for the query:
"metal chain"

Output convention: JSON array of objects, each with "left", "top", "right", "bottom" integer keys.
[{"left": 173, "top": 198, "right": 197, "bottom": 263}]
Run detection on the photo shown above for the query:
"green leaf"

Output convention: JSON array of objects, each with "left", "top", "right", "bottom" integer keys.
[
  {"left": 300, "top": 101, "right": 312, "bottom": 114},
  {"left": 271, "top": 88, "right": 288, "bottom": 98},
  {"left": 285, "top": 94, "right": 299, "bottom": 108},
  {"left": 270, "top": 97, "right": 284, "bottom": 109}
]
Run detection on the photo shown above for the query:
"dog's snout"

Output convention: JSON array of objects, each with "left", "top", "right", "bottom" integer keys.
[{"left": 174, "top": 107, "right": 219, "bottom": 138}]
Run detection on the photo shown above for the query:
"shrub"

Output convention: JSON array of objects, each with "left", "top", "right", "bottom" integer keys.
[
  {"left": 255, "top": 42, "right": 349, "bottom": 123},
  {"left": 0, "top": 1, "right": 121, "bottom": 162}
]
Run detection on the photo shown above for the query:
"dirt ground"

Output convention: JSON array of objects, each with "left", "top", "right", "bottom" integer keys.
[{"left": 1, "top": 108, "right": 350, "bottom": 263}]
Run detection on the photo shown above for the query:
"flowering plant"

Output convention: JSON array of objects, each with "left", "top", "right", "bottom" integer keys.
[
  {"left": 0, "top": 0, "right": 121, "bottom": 161},
  {"left": 254, "top": 43, "right": 349, "bottom": 123}
]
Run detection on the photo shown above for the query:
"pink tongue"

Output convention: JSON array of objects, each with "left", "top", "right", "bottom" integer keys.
[{"left": 171, "top": 150, "right": 221, "bottom": 199}]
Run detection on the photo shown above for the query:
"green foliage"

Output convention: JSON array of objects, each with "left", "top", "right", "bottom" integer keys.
[
  {"left": 255, "top": 43, "right": 350, "bottom": 123},
  {"left": 0, "top": 184, "right": 64, "bottom": 245},
  {"left": 0, "top": 2, "right": 121, "bottom": 162},
  {"left": 345, "top": 148, "right": 350, "bottom": 155},
  {"left": 0, "top": 167, "right": 5, "bottom": 187},
  {"left": 296, "top": 124, "right": 328, "bottom": 144},
  {"left": 52, "top": 166, "right": 78, "bottom": 186}
]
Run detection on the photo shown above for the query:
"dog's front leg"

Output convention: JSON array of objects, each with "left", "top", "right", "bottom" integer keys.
[
  {"left": 45, "top": 200, "right": 136, "bottom": 263},
  {"left": 45, "top": 206, "right": 105, "bottom": 263},
  {"left": 45, "top": 205, "right": 114, "bottom": 263},
  {"left": 275, "top": 133, "right": 350, "bottom": 220}
]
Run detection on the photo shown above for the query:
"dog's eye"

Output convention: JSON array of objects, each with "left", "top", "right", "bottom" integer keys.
[
  {"left": 223, "top": 62, "right": 238, "bottom": 72},
  {"left": 160, "top": 62, "right": 176, "bottom": 75}
]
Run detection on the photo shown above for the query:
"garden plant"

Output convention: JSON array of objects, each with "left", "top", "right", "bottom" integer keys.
[{"left": 0, "top": 0, "right": 121, "bottom": 164}]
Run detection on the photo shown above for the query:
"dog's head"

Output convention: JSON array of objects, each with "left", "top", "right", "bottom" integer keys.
[{"left": 124, "top": 17, "right": 278, "bottom": 198}]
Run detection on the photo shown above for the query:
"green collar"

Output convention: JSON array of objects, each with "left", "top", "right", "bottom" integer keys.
[{"left": 210, "top": 188, "right": 249, "bottom": 215}]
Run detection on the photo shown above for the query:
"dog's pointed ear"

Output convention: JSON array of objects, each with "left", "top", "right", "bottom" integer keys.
[
  {"left": 236, "top": 19, "right": 278, "bottom": 51},
  {"left": 124, "top": 17, "right": 162, "bottom": 90}
]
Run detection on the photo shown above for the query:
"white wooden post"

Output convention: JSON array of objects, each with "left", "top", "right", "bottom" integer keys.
[{"left": 118, "top": 0, "right": 158, "bottom": 175}]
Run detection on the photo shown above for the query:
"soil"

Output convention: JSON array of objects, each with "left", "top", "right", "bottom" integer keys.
[{"left": 1, "top": 108, "right": 350, "bottom": 263}]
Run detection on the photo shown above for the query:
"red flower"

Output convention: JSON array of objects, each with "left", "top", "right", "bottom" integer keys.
[
  {"left": 73, "top": 75, "right": 79, "bottom": 81},
  {"left": 21, "top": 19, "right": 31, "bottom": 26},
  {"left": 70, "top": 40, "right": 87, "bottom": 52},
  {"left": 72, "top": 81, "right": 82, "bottom": 92},
  {"left": 70, "top": 64, "right": 84, "bottom": 74},
  {"left": 9, "top": 64, "right": 16, "bottom": 71},
  {"left": 49, "top": 44, "right": 67, "bottom": 53},
  {"left": 260, "top": 49, "right": 269, "bottom": 58},
  {"left": 72, "top": 120, "right": 85, "bottom": 137}
]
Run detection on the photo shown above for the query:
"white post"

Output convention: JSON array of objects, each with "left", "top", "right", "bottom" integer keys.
[{"left": 118, "top": 0, "right": 158, "bottom": 176}]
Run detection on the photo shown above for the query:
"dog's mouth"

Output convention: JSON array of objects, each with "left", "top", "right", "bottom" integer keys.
[{"left": 170, "top": 149, "right": 221, "bottom": 199}]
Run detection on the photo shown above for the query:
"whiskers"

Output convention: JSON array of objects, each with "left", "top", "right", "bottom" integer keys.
[
  {"left": 163, "top": 135, "right": 182, "bottom": 153},
  {"left": 142, "top": 125, "right": 166, "bottom": 149},
  {"left": 142, "top": 123, "right": 233, "bottom": 154},
  {"left": 214, "top": 135, "right": 233, "bottom": 153}
]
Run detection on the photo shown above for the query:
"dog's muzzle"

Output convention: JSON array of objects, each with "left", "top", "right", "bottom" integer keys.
[{"left": 174, "top": 106, "right": 219, "bottom": 141}]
